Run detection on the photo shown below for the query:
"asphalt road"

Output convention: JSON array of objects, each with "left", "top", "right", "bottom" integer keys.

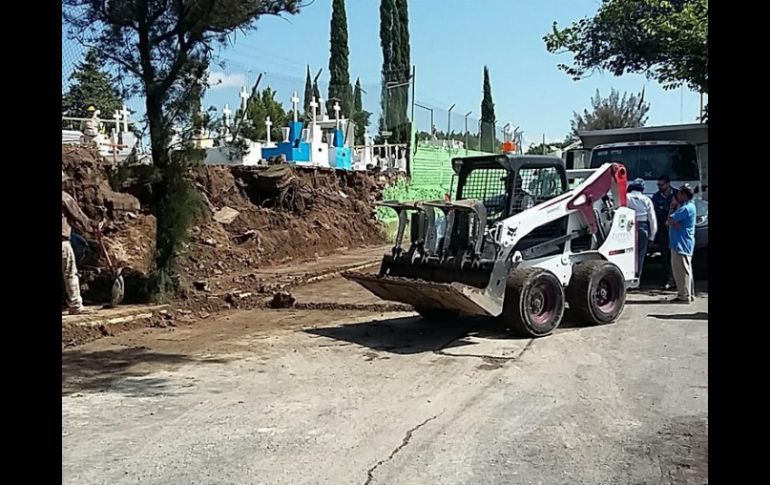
[{"left": 62, "top": 278, "right": 707, "bottom": 485}]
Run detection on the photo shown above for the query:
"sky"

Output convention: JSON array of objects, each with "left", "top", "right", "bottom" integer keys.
[{"left": 62, "top": 0, "right": 705, "bottom": 148}]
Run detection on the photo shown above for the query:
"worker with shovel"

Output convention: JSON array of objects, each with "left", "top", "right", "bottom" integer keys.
[{"left": 62, "top": 171, "right": 102, "bottom": 315}]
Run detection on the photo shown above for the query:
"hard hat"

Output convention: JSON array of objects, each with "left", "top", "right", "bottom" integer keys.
[
  {"left": 628, "top": 178, "right": 645, "bottom": 191},
  {"left": 86, "top": 105, "right": 96, "bottom": 112}
]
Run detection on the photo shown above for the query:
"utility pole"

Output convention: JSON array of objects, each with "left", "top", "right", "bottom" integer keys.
[
  {"left": 447, "top": 103, "right": 456, "bottom": 142},
  {"left": 464, "top": 111, "right": 472, "bottom": 150}
]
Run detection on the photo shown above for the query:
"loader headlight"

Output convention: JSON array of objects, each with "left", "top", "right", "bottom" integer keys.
[{"left": 694, "top": 198, "right": 708, "bottom": 226}]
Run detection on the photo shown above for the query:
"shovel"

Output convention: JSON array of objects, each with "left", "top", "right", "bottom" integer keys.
[{"left": 94, "top": 226, "right": 125, "bottom": 308}]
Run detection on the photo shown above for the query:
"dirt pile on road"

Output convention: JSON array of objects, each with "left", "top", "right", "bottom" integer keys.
[{"left": 62, "top": 146, "right": 395, "bottom": 309}]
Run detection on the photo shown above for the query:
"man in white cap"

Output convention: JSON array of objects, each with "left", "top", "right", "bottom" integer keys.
[
  {"left": 79, "top": 105, "right": 101, "bottom": 146},
  {"left": 626, "top": 178, "right": 657, "bottom": 280},
  {"left": 62, "top": 171, "right": 100, "bottom": 314}
]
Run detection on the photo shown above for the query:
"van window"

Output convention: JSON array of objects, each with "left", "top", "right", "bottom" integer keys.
[{"left": 590, "top": 145, "right": 698, "bottom": 180}]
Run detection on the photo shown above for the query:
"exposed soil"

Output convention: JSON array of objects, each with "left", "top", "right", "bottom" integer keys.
[{"left": 62, "top": 146, "right": 400, "bottom": 333}]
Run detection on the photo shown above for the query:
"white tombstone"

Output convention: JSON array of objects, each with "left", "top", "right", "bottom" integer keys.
[
  {"left": 265, "top": 116, "right": 273, "bottom": 147},
  {"left": 291, "top": 91, "right": 300, "bottom": 123},
  {"left": 120, "top": 104, "right": 130, "bottom": 132},
  {"left": 333, "top": 102, "right": 341, "bottom": 129},
  {"left": 239, "top": 87, "right": 250, "bottom": 120}
]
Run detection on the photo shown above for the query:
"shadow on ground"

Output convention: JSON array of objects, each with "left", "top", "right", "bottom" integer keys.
[
  {"left": 306, "top": 309, "right": 591, "bottom": 355},
  {"left": 62, "top": 346, "right": 228, "bottom": 397},
  {"left": 649, "top": 312, "right": 708, "bottom": 321}
]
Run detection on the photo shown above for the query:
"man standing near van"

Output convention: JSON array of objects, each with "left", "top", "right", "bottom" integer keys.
[
  {"left": 653, "top": 175, "right": 678, "bottom": 289},
  {"left": 667, "top": 185, "right": 697, "bottom": 303},
  {"left": 626, "top": 178, "right": 657, "bottom": 279}
]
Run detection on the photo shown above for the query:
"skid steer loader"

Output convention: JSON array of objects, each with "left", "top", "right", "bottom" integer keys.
[{"left": 344, "top": 154, "right": 637, "bottom": 337}]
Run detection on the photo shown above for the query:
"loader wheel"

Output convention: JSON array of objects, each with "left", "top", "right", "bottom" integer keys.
[
  {"left": 501, "top": 268, "right": 565, "bottom": 338},
  {"left": 567, "top": 260, "right": 625, "bottom": 325},
  {"left": 416, "top": 309, "right": 458, "bottom": 322}
]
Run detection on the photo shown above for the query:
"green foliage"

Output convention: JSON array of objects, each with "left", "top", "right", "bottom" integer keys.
[
  {"left": 570, "top": 89, "right": 650, "bottom": 137},
  {"left": 62, "top": 49, "right": 123, "bottom": 118},
  {"left": 239, "top": 87, "right": 290, "bottom": 142},
  {"left": 303, "top": 65, "right": 314, "bottom": 120},
  {"left": 480, "top": 66, "right": 497, "bottom": 152},
  {"left": 328, "top": 0, "right": 353, "bottom": 117},
  {"left": 352, "top": 78, "right": 371, "bottom": 145},
  {"left": 544, "top": 0, "right": 707, "bottom": 116},
  {"left": 64, "top": 0, "right": 302, "bottom": 293},
  {"left": 379, "top": 0, "right": 411, "bottom": 143}
]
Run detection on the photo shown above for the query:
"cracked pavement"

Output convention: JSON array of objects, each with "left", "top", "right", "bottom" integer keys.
[{"left": 62, "top": 275, "right": 707, "bottom": 484}]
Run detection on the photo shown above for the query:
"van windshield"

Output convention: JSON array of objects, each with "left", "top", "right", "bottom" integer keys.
[{"left": 590, "top": 144, "right": 698, "bottom": 180}]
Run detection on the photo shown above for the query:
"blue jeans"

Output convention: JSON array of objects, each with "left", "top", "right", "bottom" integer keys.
[{"left": 636, "top": 221, "right": 650, "bottom": 279}]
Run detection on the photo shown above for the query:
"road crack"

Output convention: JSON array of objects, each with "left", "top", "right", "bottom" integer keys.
[{"left": 364, "top": 414, "right": 439, "bottom": 485}]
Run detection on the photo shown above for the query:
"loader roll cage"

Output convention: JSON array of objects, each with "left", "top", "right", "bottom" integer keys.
[{"left": 453, "top": 155, "right": 569, "bottom": 223}]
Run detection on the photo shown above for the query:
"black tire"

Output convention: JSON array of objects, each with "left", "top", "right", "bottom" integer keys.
[
  {"left": 693, "top": 247, "right": 708, "bottom": 281},
  {"left": 500, "top": 268, "right": 565, "bottom": 338},
  {"left": 416, "top": 308, "right": 458, "bottom": 322},
  {"left": 567, "top": 260, "right": 626, "bottom": 325}
]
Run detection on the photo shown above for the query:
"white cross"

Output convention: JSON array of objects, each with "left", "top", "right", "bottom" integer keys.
[
  {"left": 113, "top": 110, "right": 121, "bottom": 129},
  {"left": 265, "top": 116, "right": 273, "bottom": 145},
  {"left": 309, "top": 97, "right": 319, "bottom": 125},
  {"left": 291, "top": 91, "right": 300, "bottom": 122},
  {"left": 239, "top": 87, "right": 250, "bottom": 121},
  {"left": 318, "top": 98, "right": 325, "bottom": 119},
  {"left": 333, "top": 102, "right": 341, "bottom": 129},
  {"left": 120, "top": 104, "right": 130, "bottom": 132},
  {"left": 223, "top": 104, "right": 232, "bottom": 126}
]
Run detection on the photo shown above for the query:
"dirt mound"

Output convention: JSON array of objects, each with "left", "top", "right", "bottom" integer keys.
[{"left": 62, "top": 146, "right": 396, "bottom": 310}]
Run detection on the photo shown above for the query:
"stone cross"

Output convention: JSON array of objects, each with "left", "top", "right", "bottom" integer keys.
[
  {"left": 120, "top": 104, "right": 130, "bottom": 132},
  {"left": 265, "top": 116, "right": 273, "bottom": 145},
  {"left": 318, "top": 98, "right": 325, "bottom": 119},
  {"left": 309, "top": 97, "right": 319, "bottom": 125},
  {"left": 333, "top": 102, "right": 341, "bottom": 129},
  {"left": 291, "top": 91, "right": 300, "bottom": 122},
  {"left": 113, "top": 110, "right": 121, "bottom": 135},
  {"left": 223, "top": 104, "right": 232, "bottom": 127}
]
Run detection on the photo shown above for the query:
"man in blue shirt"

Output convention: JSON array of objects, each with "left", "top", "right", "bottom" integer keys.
[
  {"left": 667, "top": 185, "right": 697, "bottom": 303},
  {"left": 652, "top": 175, "right": 678, "bottom": 289}
]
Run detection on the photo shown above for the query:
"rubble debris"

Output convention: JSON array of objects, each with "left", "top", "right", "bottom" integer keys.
[
  {"left": 212, "top": 206, "right": 240, "bottom": 225},
  {"left": 193, "top": 280, "right": 210, "bottom": 292},
  {"left": 269, "top": 292, "right": 296, "bottom": 309}
]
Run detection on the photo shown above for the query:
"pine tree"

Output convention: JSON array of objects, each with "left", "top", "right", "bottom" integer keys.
[
  {"left": 480, "top": 66, "right": 497, "bottom": 152},
  {"left": 352, "top": 78, "right": 371, "bottom": 145},
  {"left": 303, "top": 65, "right": 313, "bottom": 121},
  {"left": 62, "top": 49, "right": 123, "bottom": 118},
  {"left": 239, "top": 87, "right": 289, "bottom": 142},
  {"left": 328, "top": 0, "right": 353, "bottom": 118}
]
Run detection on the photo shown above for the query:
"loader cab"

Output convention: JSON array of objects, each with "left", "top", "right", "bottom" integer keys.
[{"left": 452, "top": 154, "right": 568, "bottom": 224}]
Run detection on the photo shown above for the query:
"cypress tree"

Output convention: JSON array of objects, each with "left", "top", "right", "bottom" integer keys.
[
  {"left": 303, "top": 65, "right": 313, "bottom": 120},
  {"left": 328, "top": 0, "right": 353, "bottom": 117},
  {"left": 480, "top": 66, "right": 497, "bottom": 152}
]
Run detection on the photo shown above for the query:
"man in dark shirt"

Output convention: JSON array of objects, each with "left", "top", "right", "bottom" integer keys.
[{"left": 652, "top": 175, "right": 678, "bottom": 289}]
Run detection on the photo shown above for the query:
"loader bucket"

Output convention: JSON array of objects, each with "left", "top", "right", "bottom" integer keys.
[{"left": 342, "top": 271, "right": 497, "bottom": 316}]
